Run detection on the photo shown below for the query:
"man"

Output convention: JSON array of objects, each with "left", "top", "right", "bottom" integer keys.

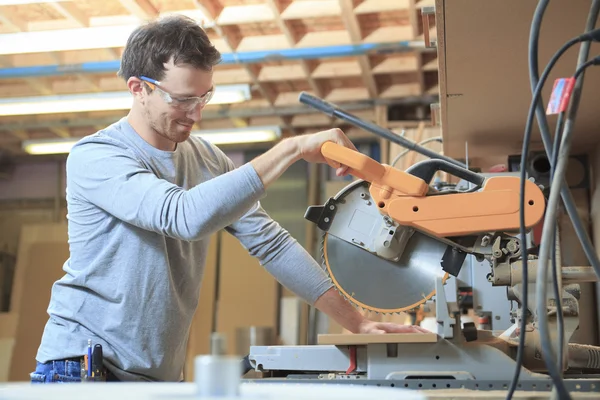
[{"left": 31, "top": 15, "right": 428, "bottom": 384}]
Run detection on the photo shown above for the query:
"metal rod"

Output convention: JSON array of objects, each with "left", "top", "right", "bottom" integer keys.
[
  {"left": 507, "top": 263, "right": 599, "bottom": 285},
  {"left": 298, "top": 92, "right": 465, "bottom": 168}
]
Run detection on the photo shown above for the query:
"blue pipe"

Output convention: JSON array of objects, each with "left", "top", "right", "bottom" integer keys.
[{"left": 0, "top": 41, "right": 416, "bottom": 79}]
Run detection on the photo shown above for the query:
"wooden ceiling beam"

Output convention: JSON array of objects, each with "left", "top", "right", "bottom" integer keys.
[
  {"left": 49, "top": 127, "right": 71, "bottom": 138},
  {"left": 119, "top": 0, "right": 159, "bottom": 20},
  {"left": 0, "top": 10, "right": 27, "bottom": 32},
  {"left": 280, "top": 0, "right": 340, "bottom": 19},
  {"left": 194, "top": 2, "right": 276, "bottom": 111},
  {"left": 9, "top": 130, "right": 28, "bottom": 141},
  {"left": 266, "top": 0, "right": 323, "bottom": 98},
  {"left": 338, "top": 0, "right": 378, "bottom": 98},
  {"left": 48, "top": 2, "right": 90, "bottom": 27}
]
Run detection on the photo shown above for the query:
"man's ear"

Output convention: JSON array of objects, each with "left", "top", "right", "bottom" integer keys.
[{"left": 127, "top": 77, "right": 145, "bottom": 102}]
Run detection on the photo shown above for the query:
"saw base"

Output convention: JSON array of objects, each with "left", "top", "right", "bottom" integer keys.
[{"left": 247, "top": 341, "right": 600, "bottom": 393}]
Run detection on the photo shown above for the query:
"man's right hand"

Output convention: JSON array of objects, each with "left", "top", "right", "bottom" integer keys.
[
  {"left": 250, "top": 128, "right": 357, "bottom": 188},
  {"left": 293, "top": 128, "right": 357, "bottom": 177}
]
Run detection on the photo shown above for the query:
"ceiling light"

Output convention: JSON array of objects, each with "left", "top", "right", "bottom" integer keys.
[
  {"left": 192, "top": 126, "right": 281, "bottom": 145},
  {"left": 0, "top": 0, "right": 69, "bottom": 5},
  {"left": 22, "top": 126, "right": 281, "bottom": 155},
  {"left": 0, "top": 84, "right": 250, "bottom": 116},
  {"left": 22, "top": 138, "right": 76, "bottom": 155}
]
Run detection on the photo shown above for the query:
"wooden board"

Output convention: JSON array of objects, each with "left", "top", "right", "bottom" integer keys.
[
  {"left": 436, "top": 0, "right": 600, "bottom": 159},
  {"left": 183, "top": 233, "right": 219, "bottom": 382},
  {"left": 317, "top": 332, "right": 438, "bottom": 345},
  {"left": 215, "top": 231, "right": 279, "bottom": 356},
  {"left": 9, "top": 242, "right": 69, "bottom": 382},
  {"left": 0, "top": 313, "right": 17, "bottom": 382}
]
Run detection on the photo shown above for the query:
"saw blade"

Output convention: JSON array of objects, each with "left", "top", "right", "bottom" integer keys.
[{"left": 321, "top": 231, "right": 449, "bottom": 314}]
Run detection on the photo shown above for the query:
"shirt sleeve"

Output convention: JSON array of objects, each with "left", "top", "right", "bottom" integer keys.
[
  {"left": 213, "top": 146, "right": 333, "bottom": 305},
  {"left": 66, "top": 135, "right": 266, "bottom": 242}
]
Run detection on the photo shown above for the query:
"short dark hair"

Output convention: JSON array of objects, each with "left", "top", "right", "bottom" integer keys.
[{"left": 118, "top": 15, "right": 222, "bottom": 82}]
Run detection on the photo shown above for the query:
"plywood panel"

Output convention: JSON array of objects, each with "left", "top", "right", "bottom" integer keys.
[
  {"left": 184, "top": 233, "right": 219, "bottom": 382},
  {"left": 9, "top": 242, "right": 69, "bottom": 382},
  {"left": 0, "top": 313, "right": 17, "bottom": 382},
  {"left": 9, "top": 224, "right": 67, "bottom": 315},
  {"left": 215, "top": 232, "right": 279, "bottom": 356},
  {"left": 437, "top": 0, "right": 600, "bottom": 159}
]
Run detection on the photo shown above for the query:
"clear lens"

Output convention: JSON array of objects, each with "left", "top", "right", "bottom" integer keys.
[{"left": 153, "top": 85, "right": 214, "bottom": 112}]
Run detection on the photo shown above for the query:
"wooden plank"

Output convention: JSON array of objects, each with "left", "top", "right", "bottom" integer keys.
[
  {"left": 9, "top": 224, "right": 67, "bottom": 315},
  {"left": 281, "top": 0, "right": 341, "bottom": 20},
  {"left": 184, "top": 234, "right": 219, "bottom": 381},
  {"left": 318, "top": 332, "right": 438, "bottom": 345},
  {"left": 215, "top": 232, "right": 279, "bottom": 356},
  {"left": 119, "top": 0, "right": 159, "bottom": 20},
  {"left": 355, "top": 0, "right": 410, "bottom": 14},
  {"left": 9, "top": 242, "right": 70, "bottom": 381},
  {"left": 217, "top": 4, "right": 275, "bottom": 25}
]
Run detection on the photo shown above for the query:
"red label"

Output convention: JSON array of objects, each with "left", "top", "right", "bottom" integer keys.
[{"left": 546, "top": 77, "right": 575, "bottom": 114}]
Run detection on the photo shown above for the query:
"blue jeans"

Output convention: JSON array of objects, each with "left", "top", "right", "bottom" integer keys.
[{"left": 30, "top": 359, "right": 120, "bottom": 383}]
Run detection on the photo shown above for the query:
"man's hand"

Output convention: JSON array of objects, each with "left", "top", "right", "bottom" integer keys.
[
  {"left": 250, "top": 128, "right": 356, "bottom": 188},
  {"left": 357, "top": 319, "right": 430, "bottom": 335},
  {"left": 314, "top": 287, "right": 431, "bottom": 335},
  {"left": 294, "top": 128, "right": 357, "bottom": 177}
]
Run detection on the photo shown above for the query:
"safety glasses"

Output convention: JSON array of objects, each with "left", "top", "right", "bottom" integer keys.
[{"left": 139, "top": 76, "right": 214, "bottom": 112}]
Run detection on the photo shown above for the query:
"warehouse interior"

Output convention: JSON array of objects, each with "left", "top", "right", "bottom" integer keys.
[{"left": 1, "top": 0, "right": 600, "bottom": 399}]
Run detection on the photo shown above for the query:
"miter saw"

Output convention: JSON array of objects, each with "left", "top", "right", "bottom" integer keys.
[{"left": 245, "top": 93, "right": 600, "bottom": 393}]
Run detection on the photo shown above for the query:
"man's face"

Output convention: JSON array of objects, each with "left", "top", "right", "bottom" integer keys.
[{"left": 142, "top": 59, "right": 213, "bottom": 144}]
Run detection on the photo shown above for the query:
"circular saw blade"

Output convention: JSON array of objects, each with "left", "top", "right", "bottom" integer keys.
[{"left": 321, "top": 231, "right": 449, "bottom": 314}]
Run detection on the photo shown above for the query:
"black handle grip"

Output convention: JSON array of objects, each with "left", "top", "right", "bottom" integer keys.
[{"left": 406, "top": 159, "right": 485, "bottom": 186}]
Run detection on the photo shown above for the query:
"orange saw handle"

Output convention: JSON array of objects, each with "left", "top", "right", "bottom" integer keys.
[
  {"left": 321, "top": 141, "right": 385, "bottom": 182},
  {"left": 321, "top": 141, "right": 429, "bottom": 196}
]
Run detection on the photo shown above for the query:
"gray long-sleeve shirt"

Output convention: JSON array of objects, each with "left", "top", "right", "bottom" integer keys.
[{"left": 35, "top": 117, "right": 333, "bottom": 382}]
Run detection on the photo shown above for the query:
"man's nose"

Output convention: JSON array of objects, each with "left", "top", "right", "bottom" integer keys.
[{"left": 187, "top": 103, "right": 204, "bottom": 121}]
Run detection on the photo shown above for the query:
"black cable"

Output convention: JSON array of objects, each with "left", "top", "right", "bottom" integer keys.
[
  {"left": 533, "top": 51, "right": 600, "bottom": 400},
  {"left": 550, "top": 112, "right": 565, "bottom": 379},
  {"left": 551, "top": 229, "right": 564, "bottom": 373},
  {"left": 526, "top": 4, "right": 600, "bottom": 284},
  {"left": 506, "top": 3, "right": 550, "bottom": 396},
  {"left": 574, "top": 56, "right": 600, "bottom": 78},
  {"left": 514, "top": 34, "right": 600, "bottom": 400},
  {"left": 507, "top": 24, "right": 600, "bottom": 400}
]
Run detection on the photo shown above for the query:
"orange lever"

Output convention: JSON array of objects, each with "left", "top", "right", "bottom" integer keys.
[
  {"left": 321, "top": 141, "right": 385, "bottom": 182},
  {"left": 321, "top": 141, "right": 429, "bottom": 197}
]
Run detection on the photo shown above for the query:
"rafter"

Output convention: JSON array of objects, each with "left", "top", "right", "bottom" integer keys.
[
  {"left": 119, "top": 0, "right": 159, "bottom": 21},
  {"left": 49, "top": 127, "right": 71, "bottom": 138},
  {"left": 0, "top": 10, "right": 27, "bottom": 32},
  {"left": 194, "top": 0, "right": 278, "bottom": 119},
  {"left": 10, "top": 130, "right": 28, "bottom": 141},
  {"left": 48, "top": 2, "right": 90, "bottom": 27},
  {"left": 266, "top": 0, "right": 323, "bottom": 98},
  {"left": 338, "top": 0, "right": 378, "bottom": 98}
]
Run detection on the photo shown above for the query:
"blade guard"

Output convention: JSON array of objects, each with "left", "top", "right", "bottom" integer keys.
[{"left": 320, "top": 141, "right": 546, "bottom": 238}]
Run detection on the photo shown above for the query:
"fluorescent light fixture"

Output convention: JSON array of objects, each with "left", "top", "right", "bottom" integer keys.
[
  {"left": 0, "top": 0, "right": 69, "bottom": 5},
  {"left": 0, "top": 84, "right": 250, "bottom": 116},
  {"left": 192, "top": 125, "right": 281, "bottom": 145},
  {"left": 22, "top": 137, "right": 76, "bottom": 155},
  {"left": 22, "top": 125, "right": 281, "bottom": 155},
  {"left": 0, "top": 24, "right": 138, "bottom": 55}
]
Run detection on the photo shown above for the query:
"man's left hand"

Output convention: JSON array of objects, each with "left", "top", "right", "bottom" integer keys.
[{"left": 358, "top": 319, "right": 431, "bottom": 334}]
